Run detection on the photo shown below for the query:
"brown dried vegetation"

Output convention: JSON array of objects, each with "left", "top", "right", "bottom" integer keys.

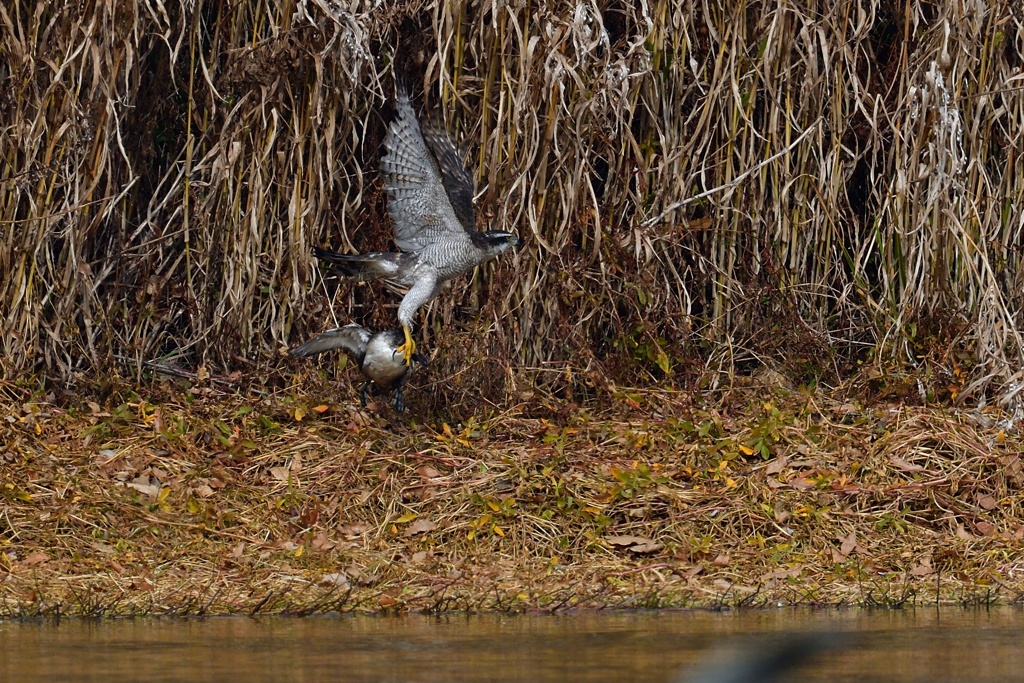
[
  {"left": 2, "top": 0, "right": 1024, "bottom": 615},
  {"left": 1, "top": 374, "right": 1022, "bottom": 616},
  {"left": 1, "top": 0, "right": 1022, "bottom": 405}
]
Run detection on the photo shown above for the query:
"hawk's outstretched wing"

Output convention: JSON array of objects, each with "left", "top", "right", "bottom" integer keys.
[
  {"left": 420, "top": 122, "right": 477, "bottom": 232},
  {"left": 380, "top": 86, "right": 474, "bottom": 253}
]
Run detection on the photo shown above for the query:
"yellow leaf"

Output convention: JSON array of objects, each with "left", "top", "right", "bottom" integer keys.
[
  {"left": 390, "top": 524, "right": 398, "bottom": 534},
  {"left": 467, "top": 530, "right": 475, "bottom": 540},
  {"left": 158, "top": 487, "right": 170, "bottom": 504},
  {"left": 487, "top": 500, "right": 500, "bottom": 512},
  {"left": 517, "top": 593, "right": 528, "bottom": 600},
  {"left": 655, "top": 347, "right": 671, "bottom": 374},
  {"left": 395, "top": 512, "right": 418, "bottom": 523},
  {"left": 997, "top": 430, "right": 1006, "bottom": 444},
  {"left": 313, "top": 404, "right": 329, "bottom": 413},
  {"left": 725, "top": 477, "right": 737, "bottom": 489},
  {"left": 294, "top": 405, "right": 307, "bottom": 422},
  {"left": 492, "top": 525, "right": 505, "bottom": 537},
  {"left": 294, "top": 544, "right": 304, "bottom": 557},
  {"left": 738, "top": 444, "right": 754, "bottom": 455}
]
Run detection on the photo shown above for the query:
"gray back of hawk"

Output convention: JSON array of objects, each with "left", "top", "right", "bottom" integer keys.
[{"left": 312, "top": 85, "right": 520, "bottom": 365}]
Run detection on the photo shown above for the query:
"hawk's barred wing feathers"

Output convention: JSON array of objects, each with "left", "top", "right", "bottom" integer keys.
[
  {"left": 420, "top": 122, "right": 477, "bottom": 232},
  {"left": 380, "top": 87, "right": 474, "bottom": 253}
]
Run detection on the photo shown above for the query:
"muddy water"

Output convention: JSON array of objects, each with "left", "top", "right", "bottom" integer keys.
[{"left": 1, "top": 608, "right": 1022, "bottom": 682}]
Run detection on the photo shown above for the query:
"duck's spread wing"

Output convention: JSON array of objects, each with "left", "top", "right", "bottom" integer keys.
[{"left": 288, "top": 324, "right": 371, "bottom": 359}]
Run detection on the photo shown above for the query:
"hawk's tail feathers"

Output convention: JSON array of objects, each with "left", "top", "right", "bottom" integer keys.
[{"left": 312, "top": 247, "right": 404, "bottom": 281}]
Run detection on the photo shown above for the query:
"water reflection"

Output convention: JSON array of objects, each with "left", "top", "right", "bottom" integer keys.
[{"left": 1, "top": 608, "right": 1022, "bottom": 682}]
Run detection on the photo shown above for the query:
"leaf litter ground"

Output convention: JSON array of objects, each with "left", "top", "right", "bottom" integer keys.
[{"left": 1, "top": 371, "right": 1023, "bottom": 617}]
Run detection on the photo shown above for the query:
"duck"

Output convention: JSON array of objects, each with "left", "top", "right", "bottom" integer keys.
[{"left": 289, "top": 324, "right": 429, "bottom": 413}]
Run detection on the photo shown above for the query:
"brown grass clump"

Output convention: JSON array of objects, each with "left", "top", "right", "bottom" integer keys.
[
  {"left": 1, "top": 0, "right": 1023, "bottom": 410},
  {"left": 1, "top": 373, "right": 1022, "bottom": 616}
]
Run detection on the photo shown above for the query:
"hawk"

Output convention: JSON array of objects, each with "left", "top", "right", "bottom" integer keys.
[
  {"left": 313, "top": 84, "right": 520, "bottom": 365},
  {"left": 289, "top": 324, "right": 429, "bottom": 413}
]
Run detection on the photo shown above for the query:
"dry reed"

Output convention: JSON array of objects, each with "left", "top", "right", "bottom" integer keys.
[{"left": 1, "top": 0, "right": 1022, "bottom": 411}]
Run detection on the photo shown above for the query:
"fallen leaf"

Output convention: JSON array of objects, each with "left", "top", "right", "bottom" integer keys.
[
  {"left": 195, "top": 484, "right": 215, "bottom": 498},
  {"left": 629, "top": 538, "right": 661, "bottom": 553},
  {"left": 840, "top": 531, "right": 857, "bottom": 557},
  {"left": 606, "top": 535, "right": 663, "bottom": 554},
  {"left": 269, "top": 467, "right": 290, "bottom": 482},
  {"left": 712, "top": 554, "right": 731, "bottom": 567},
  {"left": 606, "top": 535, "right": 648, "bottom": 547},
  {"left": 910, "top": 562, "right": 934, "bottom": 577},
  {"left": 975, "top": 520, "right": 996, "bottom": 536},
  {"left": 788, "top": 477, "right": 815, "bottom": 491},
  {"left": 773, "top": 503, "right": 791, "bottom": 523},
  {"left": 889, "top": 456, "right": 923, "bottom": 472},
  {"left": 127, "top": 476, "right": 158, "bottom": 499},
  {"left": 293, "top": 405, "right": 307, "bottom": 422},
  {"left": 338, "top": 522, "right": 369, "bottom": 537},
  {"left": 311, "top": 532, "right": 335, "bottom": 551},
  {"left": 320, "top": 573, "right": 350, "bottom": 588},
  {"left": 313, "top": 404, "right": 329, "bottom": 413},
  {"left": 761, "top": 566, "right": 803, "bottom": 581},
  {"left": 403, "top": 518, "right": 436, "bottom": 537},
  {"left": 765, "top": 456, "right": 788, "bottom": 475},
  {"left": 977, "top": 494, "right": 998, "bottom": 511},
  {"left": 23, "top": 551, "right": 49, "bottom": 566}
]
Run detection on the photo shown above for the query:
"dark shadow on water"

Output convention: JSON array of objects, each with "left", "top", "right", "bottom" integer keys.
[{"left": 2, "top": 608, "right": 1024, "bottom": 682}]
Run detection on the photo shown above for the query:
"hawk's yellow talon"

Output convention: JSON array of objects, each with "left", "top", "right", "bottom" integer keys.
[{"left": 395, "top": 325, "right": 416, "bottom": 366}]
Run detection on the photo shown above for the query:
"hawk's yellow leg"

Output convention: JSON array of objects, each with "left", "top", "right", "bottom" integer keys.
[{"left": 395, "top": 324, "right": 416, "bottom": 365}]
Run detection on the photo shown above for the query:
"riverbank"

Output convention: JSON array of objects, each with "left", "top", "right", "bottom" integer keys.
[{"left": 1, "top": 372, "right": 1021, "bottom": 616}]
